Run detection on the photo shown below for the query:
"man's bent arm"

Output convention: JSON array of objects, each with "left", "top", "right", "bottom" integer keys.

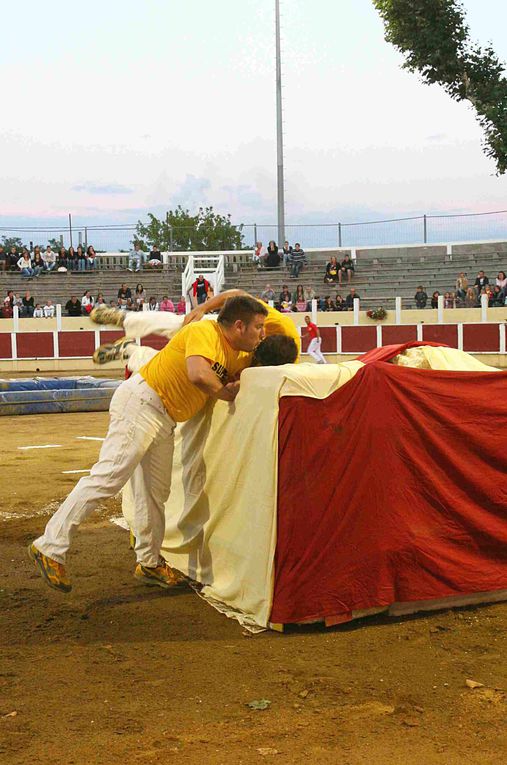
[
  {"left": 186, "top": 356, "right": 239, "bottom": 402},
  {"left": 183, "top": 289, "right": 248, "bottom": 326}
]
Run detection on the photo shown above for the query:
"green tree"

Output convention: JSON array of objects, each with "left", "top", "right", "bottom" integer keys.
[
  {"left": 1, "top": 236, "right": 25, "bottom": 251},
  {"left": 135, "top": 206, "right": 244, "bottom": 251},
  {"left": 373, "top": 0, "right": 507, "bottom": 174}
]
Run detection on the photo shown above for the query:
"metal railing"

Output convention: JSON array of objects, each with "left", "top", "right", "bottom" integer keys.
[{"left": 2, "top": 208, "right": 507, "bottom": 252}]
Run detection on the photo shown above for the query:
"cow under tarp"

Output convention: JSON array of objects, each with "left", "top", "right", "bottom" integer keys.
[{"left": 122, "top": 346, "right": 507, "bottom": 630}]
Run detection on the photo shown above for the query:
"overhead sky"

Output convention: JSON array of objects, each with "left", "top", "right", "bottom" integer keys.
[{"left": 2, "top": 0, "right": 507, "bottom": 228}]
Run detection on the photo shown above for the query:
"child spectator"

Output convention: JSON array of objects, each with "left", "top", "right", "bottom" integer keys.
[
  {"left": 43, "top": 300, "right": 55, "bottom": 318},
  {"left": 147, "top": 296, "right": 159, "bottom": 311},
  {"left": 33, "top": 304, "right": 43, "bottom": 318},
  {"left": 176, "top": 296, "right": 186, "bottom": 315},
  {"left": 431, "top": 291, "right": 440, "bottom": 309}
]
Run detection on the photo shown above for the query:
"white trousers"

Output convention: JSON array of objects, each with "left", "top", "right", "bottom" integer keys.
[
  {"left": 308, "top": 337, "right": 327, "bottom": 364},
  {"left": 124, "top": 311, "right": 184, "bottom": 341},
  {"left": 34, "top": 374, "right": 176, "bottom": 567}
]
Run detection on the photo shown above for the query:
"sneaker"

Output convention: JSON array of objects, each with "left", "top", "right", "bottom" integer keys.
[
  {"left": 28, "top": 543, "right": 72, "bottom": 593},
  {"left": 89, "top": 306, "right": 125, "bottom": 328},
  {"left": 93, "top": 336, "right": 136, "bottom": 365},
  {"left": 134, "top": 562, "right": 186, "bottom": 589}
]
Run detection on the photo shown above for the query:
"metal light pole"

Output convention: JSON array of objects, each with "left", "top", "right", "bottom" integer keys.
[{"left": 275, "top": 0, "right": 285, "bottom": 247}]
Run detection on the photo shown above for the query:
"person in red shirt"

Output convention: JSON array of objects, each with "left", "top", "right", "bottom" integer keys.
[
  {"left": 303, "top": 315, "right": 327, "bottom": 364},
  {"left": 192, "top": 275, "right": 210, "bottom": 305}
]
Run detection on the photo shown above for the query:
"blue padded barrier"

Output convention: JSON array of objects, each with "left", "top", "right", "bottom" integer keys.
[{"left": 0, "top": 377, "right": 121, "bottom": 415}]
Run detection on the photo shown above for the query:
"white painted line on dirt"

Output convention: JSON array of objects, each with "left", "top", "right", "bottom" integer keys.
[
  {"left": 18, "top": 444, "right": 63, "bottom": 451},
  {"left": 110, "top": 515, "right": 129, "bottom": 531},
  {"left": 62, "top": 469, "right": 91, "bottom": 475},
  {"left": 76, "top": 436, "right": 105, "bottom": 442}
]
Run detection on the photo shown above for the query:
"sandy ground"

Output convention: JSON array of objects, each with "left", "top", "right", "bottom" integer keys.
[{"left": 0, "top": 412, "right": 506, "bottom": 765}]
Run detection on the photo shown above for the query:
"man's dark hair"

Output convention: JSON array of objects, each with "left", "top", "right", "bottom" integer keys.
[
  {"left": 217, "top": 295, "right": 268, "bottom": 326},
  {"left": 252, "top": 335, "right": 298, "bottom": 366}
]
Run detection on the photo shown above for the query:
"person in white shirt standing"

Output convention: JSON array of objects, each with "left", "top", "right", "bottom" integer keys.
[{"left": 303, "top": 315, "right": 327, "bottom": 364}]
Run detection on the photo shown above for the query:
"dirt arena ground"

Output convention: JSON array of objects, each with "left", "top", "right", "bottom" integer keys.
[{"left": 1, "top": 411, "right": 506, "bottom": 765}]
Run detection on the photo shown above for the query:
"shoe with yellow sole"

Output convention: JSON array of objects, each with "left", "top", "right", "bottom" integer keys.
[
  {"left": 134, "top": 562, "right": 186, "bottom": 589},
  {"left": 28, "top": 543, "right": 72, "bottom": 593},
  {"left": 93, "top": 336, "right": 135, "bottom": 365}
]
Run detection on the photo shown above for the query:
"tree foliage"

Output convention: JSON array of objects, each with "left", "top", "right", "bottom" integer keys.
[
  {"left": 373, "top": 0, "right": 507, "bottom": 173},
  {"left": 135, "top": 206, "right": 244, "bottom": 251}
]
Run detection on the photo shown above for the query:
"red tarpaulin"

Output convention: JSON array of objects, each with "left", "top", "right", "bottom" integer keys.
[{"left": 272, "top": 361, "right": 507, "bottom": 625}]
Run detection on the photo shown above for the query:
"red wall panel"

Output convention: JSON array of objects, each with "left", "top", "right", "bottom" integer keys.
[
  {"left": 141, "top": 334, "right": 168, "bottom": 351},
  {"left": 422, "top": 325, "right": 458, "bottom": 348},
  {"left": 341, "top": 326, "right": 377, "bottom": 353},
  {"left": 59, "top": 331, "right": 95, "bottom": 357},
  {"left": 100, "top": 330, "right": 125, "bottom": 344},
  {"left": 301, "top": 327, "right": 337, "bottom": 354},
  {"left": 0, "top": 334, "right": 12, "bottom": 359},
  {"left": 463, "top": 323, "right": 500, "bottom": 352},
  {"left": 381, "top": 325, "right": 418, "bottom": 345},
  {"left": 17, "top": 332, "right": 54, "bottom": 358}
]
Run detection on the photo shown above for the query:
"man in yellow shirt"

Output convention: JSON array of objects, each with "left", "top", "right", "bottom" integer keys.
[{"left": 29, "top": 296, "right": 272, "bottom": 594}]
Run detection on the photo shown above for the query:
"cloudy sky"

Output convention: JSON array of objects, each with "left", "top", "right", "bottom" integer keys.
[{"left": 2, "top": 0, "right": 507, "bottom": 229}]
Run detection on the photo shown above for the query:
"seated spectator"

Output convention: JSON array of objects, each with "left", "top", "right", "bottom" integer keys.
[
  {"left": 321, "top": 295, "right": 335, "bottom": 311},
  {"left": 42, "top": 244, "right": 56, "bottom": 271},
  {"left": 455, "top": 272, "right": 468, "bottom": 298},
  {"left": 414, "top": 286, "right": 428, "bottom": 309},
  {"left": 261, "top": 284, "right": 276, "bottom": 302},
  {"left": 334, "top": 294, "right": 345, "bottom": 311},
  {"left": 492, "top": 285, "right": 504, "bottom": 306},
  {"left": 21, "top": 290, "right": 34, "bottom": 317},
  {"left": 95, "top": 291, "right": 106, "bottom": 307},
  {"left": 431, "top": 290, "right": 440, "bottom": 309},
  {"left": 86, "top": 245, "right": 97, "bottom": 271},
  {"left": 125, "top": 297, "right": 136, "bottom": 311},
  {"left": 43, "top": 300, "right": 55, "bottom": 318},
  {"left": 339, "top": 254, "right": 354, "bottom": 285},
  {"left": 134, "top": 283, "right": 146, "bottom": 309},
  {"left": 265, "top": 240, "right": 281, "bottom": 269},
  {"left": 253, "top": 241, "right": 267, "bottom": 267},
  {"left": 56, "top": 247, "right": 67, "bottom": 271},
  {"left": 76, "top": 245, "right": 87, "bottom": 272},
  {"left": 147, "top": 244, "right": 163, "bottom": 268},
  {"left": 147, "top": 296, "right": 159, "bottom": 311},
  {"left": 81, "top": 290, "right": 95, "bottom": 314},
  {"left": 17, "top": 251, "right": 34, "bottom": 278},
  {"left": 484, "top": 285, "right": 495, "bottom": 306},
  {"left": 279, "top": 285, "right": 292, "bottom": 312},
  {"left": 345, "top": 287, "right": 359, "bottom": 310},
  {"left": 293, "top": 284, "right": 307, "bottom": 312},
  {"left": 33, "top": 303, "right": 43, "bottom": 318},
  {"left": 192, "top": 274, "right": 210, "bottom": 305},
  {"left": 32, "top": 250, "right": 45, "bottom": 277},
  {"left": 67, "top": 246, "right": 78, "bottom": 271},
  {"left": 289, "top": 243, "right": 306, "bottom": 278},
  {"left": 444, "top": 291, "right": 455, "bottom": 309},
  {"left": 65, "top": 295, "right": 82, "bottom": 316},
  {"left": 282, "top": 240, "right": 292, "bottom": 267},
  {"left": 324, "top": 256, "right": 340, "bottom": 284},
  {"left": 3, "top": 290, "right": 16, "bottom": 317},
  {"left": 304, "top": 285, "right": 316, "bottom": 302},
  {"left": 159, "top": 295, "right": 175, "bottom": 312},
  {"left": 57, "top": 246, "right": 68, "bottom": 270},
  {"left": 0, "top": 245, "right": 6, "bottom": 272},
  {"left": 176, "top": 296, "right": 187, "bottom": 315},
  {"left": 117, "top": 283, "right": 132, "bottom": 303},
  {"left": 129, "top": 242, "right": 146, "bottom": 272},
  {"left": 8, "top": 245, "right": 19, "bottom": 271},
  {"left": 464, "top": 287, "right": 477, "bottom": 307},
  {"left": 496, "top": 271, "right": 507, "bottom": 299},
  {"left": 474, "top": 270, "right": 489, "bottom": 292}
]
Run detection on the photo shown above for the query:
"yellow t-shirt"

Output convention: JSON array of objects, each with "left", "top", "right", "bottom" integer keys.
[
  {"left": 140, "top": 321, "right": 251, "bottom": 422},
  {"left": 264, "top": 305, "right": 301, "bottom": 360}
]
